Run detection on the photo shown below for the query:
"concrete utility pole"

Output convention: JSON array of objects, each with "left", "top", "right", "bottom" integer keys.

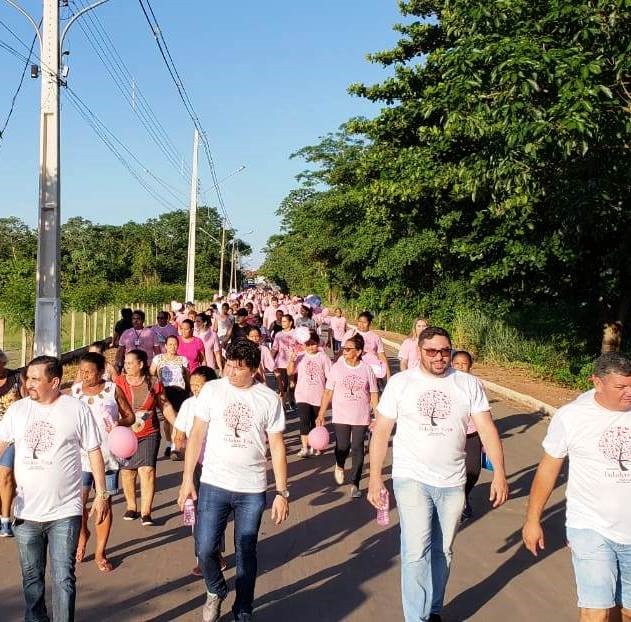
[
  {"left": 5, "top": 0, "right": 111, "bottom": 356},
  {"left": 33, "top": 0, "right": 61, "bottom": 357},
  {"left": 218, "top": 222, "right": 226, "bottom": 296},
  {"left": 185, "top": 128, "right": 199, "bottom": 303}
]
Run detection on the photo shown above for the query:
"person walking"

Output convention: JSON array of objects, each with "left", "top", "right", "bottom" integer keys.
[
  {"left": 523, "top": 352, "right": 631, "bottom": 622},
  {"left": 0, "top": 349, "right": 20, "bottom": 538},
  {"left": 177, "top": 319, "right": 206, "bottom": 374},
  {"left": 368, "top": 327, "right": 508, "bottom": 622},
  {"left": 288, "top": 330, "right": 332, "bottom": 458},
  {"left": 328, "top": 308, "right": 347, "bottom": 355},
  {"left": 398, "top": 317, "right": 429, "bottom": 371},
  {"left": 177, "top": 340, "right": 289, "bottom": 622},
  {"left": 194, "top": 313, "right": 223, "bottom": 375},
  {"left": 152, "top": 311, "right": 179, "bottom": 354},
  {"left": 316, "top": 333, "right": 379, "bottom": 497},
  {"left": 0, "top": 356, "right": 109, "bottom": 622},
  {"left": 72, "top": 352, "right": 135, "bottom": 571},
  {"left": 117, "top": 350, "right": 176, "bottom": 526},
  {"left": 150, "top": 335, "right": 189, "bottom": 460},
  {"left": 115, "top": 310, "right": 159, "bottom": 371},
  {"left": 344, "top": 311, "right": 390, "bottom": 383},
  {"left": 272, "top": 314, "right": 297, "bottom": 410}
]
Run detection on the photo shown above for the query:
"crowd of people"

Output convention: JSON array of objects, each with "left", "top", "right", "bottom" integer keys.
[{"left": 0, "top": 288, "right": 629, "bottom": 622}]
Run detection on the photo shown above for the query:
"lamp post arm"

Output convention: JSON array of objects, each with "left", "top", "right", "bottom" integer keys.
[
  {"left": 3, "top": 0, "right": 42, "bottom": 50},
  {"left": 60, "top": 0, "right": 111, "bottom": 49}
]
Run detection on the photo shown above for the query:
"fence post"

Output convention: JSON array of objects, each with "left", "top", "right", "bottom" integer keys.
[
  {"left": 102, "top": 306, "right": 107, "bottom": 339},
  {"left": 0, "top": 317, "right": 4, "bottom": 351},
  {"left": 20, "top": 328, "right": 27, "bottom": 367},
  {"left": 70, "top": 311, "right": 76, "bottom": 351},
  {"left": 82, "top": 313, "right": 88, "bottom": 347}
]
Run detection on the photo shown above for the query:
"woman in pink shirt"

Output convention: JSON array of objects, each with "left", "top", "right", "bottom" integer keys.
[
  {"left": 272, "top": 314, "right": 297, "bottom": 409},
  {"left": 177, "top": 319, "right": 206, "bottom": 373},
  {"left": 316, "top": 333, "right": 379, "bottom": 498},
  {"left": 343, "top": 311, "right": 391, "bottom": 382},
  {"left": 287, "top": 330, "right": 332, "bottom": 458},
  {"left": 328, "top": 308, "right": 347, "bottom": 355},
  {"left": 194, "top": 313, "right": 223, "bottom": 374},
  {"left": 246, "top": 325, "right": 280, "bottom": 388},
  {"left": 398, "top": 317, "right": 429, "bottom": 371}
]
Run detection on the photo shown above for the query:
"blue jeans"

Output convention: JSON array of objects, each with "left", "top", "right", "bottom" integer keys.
[
  {"left": 567, "top": 527, "right": 631, "bottom": 609},
  {"left": 13, "top": 515, "right": 82, "bottom": 622},
  {"left": 393, "top": 478, "right": 465, "bottom": 622},
  {"left": 195, "top": 483, "right": 266, "bottom": 616}
]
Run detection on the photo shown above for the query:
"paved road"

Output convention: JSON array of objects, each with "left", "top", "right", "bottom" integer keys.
[{"left": 0, "top": 369, "right": 576, "bottom": 621}]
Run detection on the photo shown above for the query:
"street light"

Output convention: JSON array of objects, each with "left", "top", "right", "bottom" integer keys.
[{"left": 4, "top": 0, "right": 112, "bottom": 357}]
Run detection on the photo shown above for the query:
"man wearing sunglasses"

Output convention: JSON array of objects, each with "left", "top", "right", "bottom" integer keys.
[{"left": 368, "top": 326, "right": 508, "bottom": 622}]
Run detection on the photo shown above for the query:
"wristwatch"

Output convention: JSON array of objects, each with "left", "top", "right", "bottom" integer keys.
[
  {"left": 276, "top": 489, "right": 290, "bottom": 500},
  {"left": 95, "top": 490, "right": 111, "bottom": 501}
]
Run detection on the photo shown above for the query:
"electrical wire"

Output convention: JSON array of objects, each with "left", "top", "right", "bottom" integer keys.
[
  {"left": 0, "top": 37, "right": 185, "bottom": 211},
  {"left": 70, "top": 0, "right": 192, "bottom": 185},
  {"left": 0, "top": 23, "right": 38, "bottom": 144},
  {"left": 137, "top": 0, "right": 233, "bottom": 228}
]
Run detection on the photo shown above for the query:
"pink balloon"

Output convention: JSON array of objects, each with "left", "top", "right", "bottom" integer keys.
[
  {"left": 308, "top": 426, "right": 330, "bottom": 451},
  {"left": 108, "top": 426, "right": 138, "bottom": 459}
]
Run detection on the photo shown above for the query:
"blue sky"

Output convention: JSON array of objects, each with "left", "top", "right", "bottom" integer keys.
[{"left": 0, "top": 1, "right": 404, "bottom": 267}]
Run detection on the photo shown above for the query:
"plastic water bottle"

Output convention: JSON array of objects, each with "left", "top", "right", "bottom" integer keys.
[
  {"left": 183, "top": 498, "right": 196, "bottom": 527},
  {"left": 376, "top": 488, "right": 390, "bottom": 526}
]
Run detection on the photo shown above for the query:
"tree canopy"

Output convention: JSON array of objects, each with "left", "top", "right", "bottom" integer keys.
[{"left": 261, "top": 0, "right": 631, "bottom": 351}]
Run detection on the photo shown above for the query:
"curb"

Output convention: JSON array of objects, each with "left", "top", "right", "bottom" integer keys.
[{"left": 375, "top": 332, "right": 558, "bottom": 418}]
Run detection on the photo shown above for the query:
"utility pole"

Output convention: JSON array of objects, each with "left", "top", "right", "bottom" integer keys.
[
  {"left": 185, "top": 128, "right": 199, "bottom": 303},
  {"left": 33, "top": 0, "right": 61, "bottom": 356},
  {"left": 6, "top": 0, "right": 111, "bottom": 357},
  {"left": 218, "top": 222, "right": 226, "bottom": 296},
  {"left": 229, "top": 238, "right": 236, "bottom": 293}
]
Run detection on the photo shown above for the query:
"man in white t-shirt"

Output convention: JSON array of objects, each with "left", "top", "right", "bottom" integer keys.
[
  {"left": 0, "top": 356, "right": 108, "bottom": 622},
  {"left": 523, "top": 353, "right": 631, "bottom": 622},
  {"left": 178, "top": 339, "right": 289, "bottom": 622},
  {"left": 368, "top": 327, "right": 508, "bottom": 622}
]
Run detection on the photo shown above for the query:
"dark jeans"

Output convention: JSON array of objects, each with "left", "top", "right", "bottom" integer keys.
[
  {"left": 13, "top": 515, "right": 82, "bottom": 622},
  {"left": 332, "top": 339, "right": 342, "bottom": 354},
  {"left": 195, "top": 483, "right": 266, "bottom": 616},
  {"left": 464, "top": 432, "right": 482, "bottom": 498},
  {"left": 334, "top": 424, "right": 368, "bottom": 487},
  {"left": 297, "top": 403, "right": 318, "bottom": 436}
]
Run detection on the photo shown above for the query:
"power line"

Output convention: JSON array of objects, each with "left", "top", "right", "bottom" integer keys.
[
  {"left": 69, "top": 0, "right": 192, "bottom": 184},
  {"left": 136, "top": 0, "right": 232, "bottom": 228},
  {"left": 0, "top": 34, "right": 185, "bottom": 211},
  {"left": 0, "top": 22, "right": 39, "bottom": 144}
]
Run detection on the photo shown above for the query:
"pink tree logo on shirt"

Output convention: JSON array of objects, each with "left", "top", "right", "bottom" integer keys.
[
  {"left": 224, "top": 402, "right": 253, "bottom": 439},
  {"left": 305, "top": 360, "right": 322, "bottom": 384},
  {"left": 343, "top": 374, "right": 365, "bottom": 401},
  {"left": 24, "top": 420, "right": 56, "bottom": 459},
  {"left": 417, "top": 390, "right": 452, "bottom": 427},
  {"left": 598, "top": 426, "right": 631, "bottom": 472}
]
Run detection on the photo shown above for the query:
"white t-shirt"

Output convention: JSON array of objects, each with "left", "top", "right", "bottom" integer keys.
[
  {"left": 71, "top": 381, "right": 120, "bottom": 472},
  {"left": 195, "top": 377, "right": 285, "bottom": 493},
  {"left": 174, "top": 395, "right": 198, "bottom": 437},
  {"left": 543, "top": 389, "right": 631, "bottom": 544},
  {"left": 377, "top": 367, "right": 490, "bottom": 487},
  {"left": 0, "top": 395, "right": 101, "bottom": 521}
]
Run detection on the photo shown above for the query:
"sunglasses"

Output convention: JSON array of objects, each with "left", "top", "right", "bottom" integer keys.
[
  {"left": 342, "top": 346, "right": 358, "bottom": 352},
  {"left": 422, "top": 347, "right": 452, "bottom": 358}
]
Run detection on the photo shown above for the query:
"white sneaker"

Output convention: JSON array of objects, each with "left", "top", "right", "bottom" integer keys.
[
  {"left": 202, "top": 592, "right": 223, "bottom": 622},
  {"left": 334, "top": 467, "right": 345, "bottom": 485},
  {"left": 350, "top": 485, "right": 361, "bottom": 498},
  {"left": 297, "top": 448, "right": 310, "bottom": 458}
]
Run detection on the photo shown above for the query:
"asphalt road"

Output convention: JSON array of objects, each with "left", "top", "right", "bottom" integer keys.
[{"left": 0, "top": 368, "right": 575, "bottom": 621}]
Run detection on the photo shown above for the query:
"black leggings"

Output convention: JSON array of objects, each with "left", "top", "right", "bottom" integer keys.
[
  {"left": 334, "top": 424, "right": 368, "bottom": 487},
  {"left": 465, "top": 432, "right": 482, "bottom": 498},
  {"left": 297, "top": 403, "right": 318, "bottom": 436}
]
